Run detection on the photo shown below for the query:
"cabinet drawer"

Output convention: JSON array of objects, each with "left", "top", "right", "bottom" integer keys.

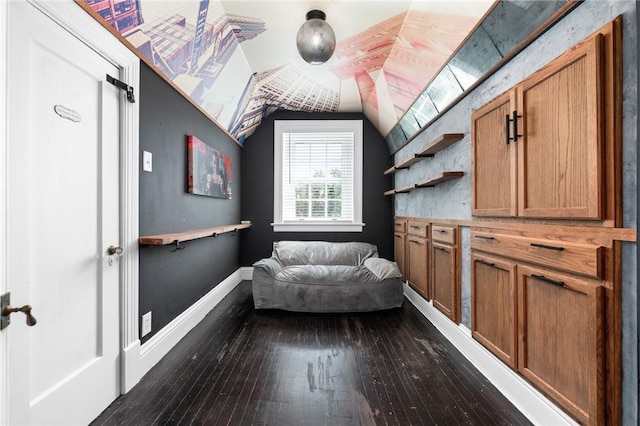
[
  {"left": 432, "top": 225, "right": 456, "bottom": 244},
  {"left": 407, "top": 221, "right": 428, "bottom": 237},
  {"left": 394, "top": 220, "right": 406, "bottom": 233},
  {"left": 471, "top": 231, "right": 603, "bottom": 279}
]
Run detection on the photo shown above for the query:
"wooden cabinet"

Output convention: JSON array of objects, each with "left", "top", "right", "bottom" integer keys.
[
  {"left": 394, "top": 219, "right": 407, "bottom": 280},
  {"left": 517, "top": 35, "right": 604, "bottom": 219},
  {"left": 431, "top": 225, "right": 459, "bottom": 323},
  {"left": 472, "top": 32, "right": 607, "bottom": 220},
  {"left": 471, "top": 91, "right": 516, "bottom": 216},
  {"left": 518, "top": 265, "right": 604, "bottom": 425},
  {"left": 471, "top": 253, "right": 517, "bottom": 369},
  {"left": 471, "top": 228, "right": 606, "bottom": 425},
  {"left": 406, "top": 221, "right": 429, "bottom": 299}
]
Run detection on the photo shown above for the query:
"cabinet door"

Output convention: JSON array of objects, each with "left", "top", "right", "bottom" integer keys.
[
  {"left": 471, "top": 253, "right": 517, "bottom": 369},
  {"left": 471, "top": 90, "right": 517, "bottom": 216},
  {"left": 518, "top": 265, "right": 604, "bottom": 425},
  {"left": 432, "top": 243, "right": 458, "bottom": 322},
  {"left": 407, "top": 235, "right": 429, "bottom": 299},
  {"left": 394, "top": 232, "right": 406, "bottom": 280},
  {"left": 517, "top": 34, "right": 604, "bottom": 219}
]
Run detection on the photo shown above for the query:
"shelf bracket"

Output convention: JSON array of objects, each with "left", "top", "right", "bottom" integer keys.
[{"left": 171, "top": 240, "right": 186, "bottom": 252}]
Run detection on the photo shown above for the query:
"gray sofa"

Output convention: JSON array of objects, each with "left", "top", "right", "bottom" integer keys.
[{"left": 252, "top": 241, "right": 404, "bottom": 312}]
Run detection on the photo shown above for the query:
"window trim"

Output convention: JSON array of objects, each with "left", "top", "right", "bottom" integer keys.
[{"left": 273, "top": 119, "right": 364, "bottom": 232}]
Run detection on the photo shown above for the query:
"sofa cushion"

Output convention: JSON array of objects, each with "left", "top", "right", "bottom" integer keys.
[
  {"left": 273, "top": 241, "right": 378, "bottom": 266},
  {"left": 275, "top": 264, "right": 380, "bottom": 285},
  {"left": 364, "top": 258, "right": 403, "bottom": 280}
]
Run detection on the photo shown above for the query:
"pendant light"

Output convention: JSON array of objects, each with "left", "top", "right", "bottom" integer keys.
[{"left": 296, "top": 10, "right": 336, "bottom": 65}]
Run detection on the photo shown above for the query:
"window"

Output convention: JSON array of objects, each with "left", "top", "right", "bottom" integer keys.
[{"left": 273, "top": 120, "right": 364, "bottom": 232}]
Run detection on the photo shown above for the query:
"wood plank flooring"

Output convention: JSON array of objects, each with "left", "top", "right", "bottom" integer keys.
[{"left": 92, "top": 282, "right": 530, "bottom": 425}]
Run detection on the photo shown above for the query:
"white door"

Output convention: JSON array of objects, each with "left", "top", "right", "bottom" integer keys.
[{"left": 5, "top": 2, "right": 121, "bottom": 424}]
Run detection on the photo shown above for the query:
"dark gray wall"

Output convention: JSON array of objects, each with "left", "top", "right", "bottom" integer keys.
[
  {"left": 240, "top": 111, "right": 394, "bottom": 265},
  {"left": 139, "top": 63, "right": 241, "bottom": 343}
]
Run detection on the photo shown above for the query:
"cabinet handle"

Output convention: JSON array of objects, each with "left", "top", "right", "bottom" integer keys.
[
  {"left": 435, "top": 229, "right": 447, "bottom": 233},
  {"left": 506, "top": 111, "right": 522, "bottom": 144},
  {"left": 476, "top": 259, "right": 496, "bottom": 267},
  {"left": 504, "top": 114, "right": 511, "bottom": 145},
  {"left": 530, "top": 243, "right": 564, "bottom": 251},
  {"left": 474, "top": 235, "right": 495, "bottom": 240},
  {"left": 511, "top": 110, "right": 522, "bottom": 142},
  {"left": 409, "top": 239, "right": 424, "bottom": 245},
  {"left": 434, "top": 246, "right": 448, "bottom": 252},
  {"left": 410, "top": 225, "right": 421, "bottom": 229},
  {"left": 531, "top": 274, "right": 565, "bottom": 287},
  {"left": 505, "top": 113, "right": 511, "bottom": 144}
]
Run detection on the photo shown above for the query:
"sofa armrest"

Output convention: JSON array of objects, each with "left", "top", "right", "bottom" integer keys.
[
  {"left": 364, "top": 258, "right": 402, "bottom": 280},
  {"left": 253, "top": 257, "right": 284, "bottom": 278}
]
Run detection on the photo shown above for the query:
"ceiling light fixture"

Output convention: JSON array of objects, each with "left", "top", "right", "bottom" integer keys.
[{"left": 296, "top": 10, "right": 336, "bottom": 65}]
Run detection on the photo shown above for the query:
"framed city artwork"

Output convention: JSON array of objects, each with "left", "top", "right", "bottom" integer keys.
[{"left": 187, "top": 135, "right": 232, "bottom": 199}]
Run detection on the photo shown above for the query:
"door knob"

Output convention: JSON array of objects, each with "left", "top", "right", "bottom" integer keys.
[
  {"left": 107, "top": 246, "right": 124, "bottom": 256},
  {"left": 1, "top": 292, "right": 37, "bottom": 330},
  {"left": 2, "top": 304, "right": 37, "bottom": 326}
]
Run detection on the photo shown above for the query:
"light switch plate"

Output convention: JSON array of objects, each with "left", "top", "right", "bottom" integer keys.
[{"left": 142, "top": 151, "right": 152, "bottom": 172}]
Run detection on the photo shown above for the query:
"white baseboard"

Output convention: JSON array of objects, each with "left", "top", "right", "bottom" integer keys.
[
  {"left": 241, "top": 266, "right": 254, "bottom": 281},
  {"left": 132, "top": 268, "right": 245, "bottom": 385},
  {"left": 403, "top": 284, "right": 578, "bottom": 426},
  {"left": 121, "top": 340, "right": 141, "bottom": 393}
]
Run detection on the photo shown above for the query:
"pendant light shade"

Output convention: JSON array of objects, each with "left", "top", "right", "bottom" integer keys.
[{"left": 296, "top": 10, "right": 336, "bottom": 65}]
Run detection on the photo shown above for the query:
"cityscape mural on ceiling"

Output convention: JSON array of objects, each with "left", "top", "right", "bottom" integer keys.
[{"left": 83, "top": 0, "right": 488, "bottom": 143}]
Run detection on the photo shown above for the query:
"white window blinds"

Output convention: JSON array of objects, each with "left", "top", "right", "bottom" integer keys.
[
  {"left": 273, "top": 120, "right": 363, "bottom": 232},
  {"left": 282, "top": 131, "right": 354, "bottom": 221}
]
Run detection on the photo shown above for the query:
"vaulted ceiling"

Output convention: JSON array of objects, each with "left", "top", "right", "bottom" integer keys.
[{"left": 84, "top": 0, "right": 493, "bottom": 144}]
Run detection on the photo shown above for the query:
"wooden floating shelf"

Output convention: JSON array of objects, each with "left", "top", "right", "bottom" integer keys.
[
  {"left": 415, "top": 171, "right": 465, "bottom": 188},
  {"left": 384, "top": 133, "right": 464, "bottom": 175},
  {"left": 384, "top": 172, "right": 464, "bottom": 196},
  {"left": 139, "top": 223, "right": 251, "bottom": 246}
]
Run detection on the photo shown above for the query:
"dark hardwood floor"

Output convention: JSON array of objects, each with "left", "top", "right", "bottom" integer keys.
[{"left": 92, "top": 281, "right": 530, "bottom": 425}]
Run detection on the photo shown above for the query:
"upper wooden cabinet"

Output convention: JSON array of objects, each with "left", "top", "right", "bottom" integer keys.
[
  {"left": 472, "top": 90, "right": 516, "bottom": 217},
  {"left": 518, "top": 35, "right": 604, "bottom": 219},
  {"left": 472, "top": 24, "right": 618, "bottom": 222}
]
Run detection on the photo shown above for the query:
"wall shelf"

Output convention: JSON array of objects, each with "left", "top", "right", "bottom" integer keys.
[
  {"left": 415, "top": 172, "right": 465, "bottom": 188},
  {"left": 384, "top": 133, "right": 464, "bottom": 175},
  {"left": 384, "top": 172, "right": 464, "bottom": 196},
  {"left": 139, "top": 223, "right": 251, "bottom": 247}
]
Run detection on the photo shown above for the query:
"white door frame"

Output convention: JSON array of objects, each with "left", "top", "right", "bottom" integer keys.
[{"left": 0, "top": 1, "right": 140, "bottom": 423}]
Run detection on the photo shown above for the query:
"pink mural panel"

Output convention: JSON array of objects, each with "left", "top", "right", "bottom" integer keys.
[{"left": 82, "top": 0, "right": 490, "bottom": 142}]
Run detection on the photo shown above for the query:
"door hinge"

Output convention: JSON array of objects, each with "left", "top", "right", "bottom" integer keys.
[{"left": 106, "top": 74, "right": 135, "bottom": 103}]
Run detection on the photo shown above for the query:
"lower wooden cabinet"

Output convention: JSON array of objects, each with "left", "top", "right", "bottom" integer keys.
[
  {"left": 471, "top": 253, "right": 517, "bottom": 369},
  {"left": 407, "top": 221, "right": 429, "bottom": 299},
  {"left": 407, "top": 235, "right": 429, "bottom": 298},
  {"left": 432, "top": 225, "right": 460, "bottom": 323},
  {"left": 394, "top": 216, "right": 622, "bottom": 425},
  {"left": 518, "top": 265, "right": 604, "bottom": 425},
  {"left": 393, "top": 219, "right": 407, "bottom": 279},
  {"left": 471, "top": 228, "right": 607, "bottom": 425},
  {"left": 432, "top": 243, "right": 457, "bottom": 321},
  {"left": 394, "top": 231, "right": 406, "bottom": 280}
]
